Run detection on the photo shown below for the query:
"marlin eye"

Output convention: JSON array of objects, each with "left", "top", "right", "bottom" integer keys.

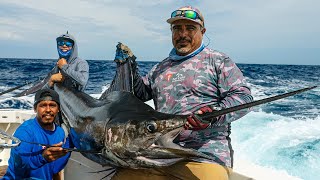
[{"left": 146, "top": 121, "right": 157, "bottom": 133}]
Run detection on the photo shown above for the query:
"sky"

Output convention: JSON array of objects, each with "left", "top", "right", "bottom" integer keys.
[{"left": 0, "top": 0, "right": 319, "bottom": 65}]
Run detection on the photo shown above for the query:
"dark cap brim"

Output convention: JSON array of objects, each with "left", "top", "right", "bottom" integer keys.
[
  {"left": 34, "top": 89, "right": 60, "bottom": 108},
  {"left": 56, "top": 37, "right": 74, "bottom": 44}
]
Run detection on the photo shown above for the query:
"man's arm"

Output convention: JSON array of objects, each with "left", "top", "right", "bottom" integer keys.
[
  {"left": 52, "top": 171, "right": 62, "bottom": 180},
  {"left": 131, "top": 60, "right": 153, "bottom": 101},
  {"left": 5, "top": 128, "right": 47, "bottom": 179},
  {"left": 13, "top": 129, "right": 68, "bottom": 170},
  {"left": 59, "top": 58, "right": 89, "bottom": 89},
  {"left": 42, "top": 66, "right": 59, "bottom": 89},
  {"left": 214, "top": 57, "right": 253, "bottom": 125},
  {"left": 52, "top": 137, "right": 71, "bottom": 174}
]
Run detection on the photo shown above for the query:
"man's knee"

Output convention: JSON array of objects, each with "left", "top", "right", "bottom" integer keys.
[
  {"left": 166, "top": 161, "right": 230, "bottom": 180},
  {"left": 111, "top": 162, "right": 230, "bottom": 180},
  {"left": 111, "top": 168, "right": 167, "bottom": 180}
]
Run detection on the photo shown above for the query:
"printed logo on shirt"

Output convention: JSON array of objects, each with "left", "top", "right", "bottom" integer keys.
[
  {"left": 172, "top": 73, "right": 185, "bottom": 82},
  {"left": 166, "top": 74, "right": 173, "bottom": 81}
]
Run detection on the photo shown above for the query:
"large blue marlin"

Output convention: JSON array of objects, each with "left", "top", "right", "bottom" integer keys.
[
  {"left": 53, "top": 43, "right": 214, "bottom": 175},
  {"left": 54, "top": 43, "right": 318, "bottom": 170}
]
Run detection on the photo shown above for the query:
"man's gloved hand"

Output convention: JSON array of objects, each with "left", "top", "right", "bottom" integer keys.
[
  {"left": 49, "top": 73, "right": 64, "bottom": 87},
  {"left": 184, "top": 106, "right": 215, "bottom": 131}
]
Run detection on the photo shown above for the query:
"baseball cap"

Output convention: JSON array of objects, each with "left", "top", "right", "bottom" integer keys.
[
  {"left": 34, "top": 89, "right": 60, "bottom": 108},
  {"left": 167, "top": 6, "right": 204, "bottom": 27},
  {"left": 56, "top": 33, "right": 75, "bottom": 45}
]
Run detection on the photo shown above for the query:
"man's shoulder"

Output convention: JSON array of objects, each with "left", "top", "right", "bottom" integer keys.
[
  {"left": 202, "top": 47, "right": 230, "bottom": 59},
  {"left": 74, "top": 57, "right": 88, "bottom": 64},
  {"left": 152, "top": 58, "right": 171, "bottom": 69},
  {"left": 19, "top": 118, "right": 35, "bottom": 128},
  {"left": 14, "top": 118, "right": 36, "bottom": 136},
  {"left": 198, "top": 48, "right": 237, "bottom": 67},
  {"left": 68, "top": 57, "right": 89, "bottom": 69},
  {"left": 55, "top": 124, "right": 65, "bottom": 134}
]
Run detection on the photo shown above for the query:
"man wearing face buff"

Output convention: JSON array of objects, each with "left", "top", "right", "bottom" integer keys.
[{"left": 44, "top": 32, "right": 89, "bottom": 91}]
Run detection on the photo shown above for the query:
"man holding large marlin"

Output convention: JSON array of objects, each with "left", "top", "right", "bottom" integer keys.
[
  {"left": 44, "top": 32, "right": 89, "bottom": 92},
  {"left": 113, "top": 6, "right": 253, "bottom": 180},
  {"left": 13, "top": 32, "right": 89, "bottom": 97}
]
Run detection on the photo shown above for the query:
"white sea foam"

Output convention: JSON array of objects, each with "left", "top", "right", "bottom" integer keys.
[
  {"left": 0, "top": 96, "right": 34, "bottom": 109},
  {"left": 232, "top": 111, "right": 320, "bottom": 180}
]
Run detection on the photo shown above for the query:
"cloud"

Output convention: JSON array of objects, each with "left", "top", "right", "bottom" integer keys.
[
  {"left": 0, "top": 0, "right": 172, "bottom": 59},
  {"left": 0, "top": 0, "right": 319, "bottom": 64},
  {"left": 200, "top": 0, "right": 320, "bottom": 48},
  {"left": 0, "top": 30, "right": 22, "bottom": 40},
  {"left": 0, "top": 0, "right": 164, "bottom": 39}
]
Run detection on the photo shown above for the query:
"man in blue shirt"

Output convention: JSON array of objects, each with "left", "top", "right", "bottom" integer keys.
[{"left": 3, "top": 89, "right": 70, "bottom": 180}]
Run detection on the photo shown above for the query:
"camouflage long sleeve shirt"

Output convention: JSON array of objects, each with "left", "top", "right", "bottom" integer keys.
[{"left": 133, "top": 47, "right": 253, "bottom": 168}]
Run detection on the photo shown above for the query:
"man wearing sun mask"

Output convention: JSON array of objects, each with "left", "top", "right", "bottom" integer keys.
[{"left": 44, "top": 32, "right": 89, "bottom": 92}]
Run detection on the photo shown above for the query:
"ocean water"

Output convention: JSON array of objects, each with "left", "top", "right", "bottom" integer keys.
[{"left": 0, "top": 58, "right": 319, "bottom": 180}]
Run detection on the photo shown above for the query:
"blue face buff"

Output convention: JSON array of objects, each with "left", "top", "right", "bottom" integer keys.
[
  {"left": 57, "top": 41, "right": 73, "bottom": 58},
  {"left": 169, "top": 41, "right": 205, "bottom": 61},
  {"left": 58, "top": 48, "right": 72, "bottom": 58}
]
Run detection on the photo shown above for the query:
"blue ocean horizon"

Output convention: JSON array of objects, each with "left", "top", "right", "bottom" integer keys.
[{"left": 0, "top": 58, "right": 319, "bottom": 180}]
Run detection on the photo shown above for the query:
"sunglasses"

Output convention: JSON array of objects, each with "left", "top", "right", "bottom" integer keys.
[
  {"left": 171, "top": 10, "right": 203, "bottom": 21},
  {"left": 57, "top": 41, "right": 73, "bottom": 47}
]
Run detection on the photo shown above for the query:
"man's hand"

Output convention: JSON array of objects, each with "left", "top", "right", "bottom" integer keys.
[
  {"left": 57, "top": 58, "right": 67, "bottom": 69},
  {"left": 42, "top": 142, "right": 68, "bottom": 162},
  {"left": 49, "top": 73, "right": 64, "bottom": 87},
  {"left": 184, "top": 106, "right": 215, "bottom": 131}
]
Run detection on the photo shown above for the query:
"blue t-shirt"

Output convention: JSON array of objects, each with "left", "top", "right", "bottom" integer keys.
[{"left": 3, "top": 117, "right": 70, "bottom": 180}]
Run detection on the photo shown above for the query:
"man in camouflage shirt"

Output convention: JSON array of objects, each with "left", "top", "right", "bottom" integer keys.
[{"left": 112, "top": 6, "right": 253, "bottom": 180}]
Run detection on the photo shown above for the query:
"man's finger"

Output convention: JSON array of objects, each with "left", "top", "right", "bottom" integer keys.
[{"left": 52, "top": 142, "right": 63, "bottom": 147}]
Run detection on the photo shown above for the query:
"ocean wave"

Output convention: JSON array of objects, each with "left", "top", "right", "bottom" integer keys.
[
  {"left": 232, "top": 111, "right": 320, "bottom": 180},
  {"left": 0, "top": 96, "right": 34, "bottom": 109}
]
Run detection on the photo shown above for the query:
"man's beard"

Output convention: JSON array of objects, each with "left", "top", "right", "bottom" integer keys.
[
  {"left": 175, "top": 37, "right": 192, "bottom": 55},
  {"left": 176, "top": 46, "right": 191, "bottom": 55}
]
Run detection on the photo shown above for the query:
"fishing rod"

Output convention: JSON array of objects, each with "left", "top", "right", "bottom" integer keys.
[
  {"left": 0, "top": 79, "right": 40, "bottom": 96},
  {"left": 200, "top": 86, "right": 318, "bottom": 120},
  {"left": 0, "top": 129, "right": 100, "bottom": 153}
]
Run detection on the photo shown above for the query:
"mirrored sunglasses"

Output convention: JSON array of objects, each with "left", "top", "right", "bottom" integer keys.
[
  {"left": 57, "top": 41, "right": 73, "bottom": 47},
  {"left": 171, "top": 10, "right": 203, "bottom": 21}
]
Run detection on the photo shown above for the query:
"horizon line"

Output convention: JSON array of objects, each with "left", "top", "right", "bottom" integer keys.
[{"left": 0, "top": 57, "right": 318, "bottom": 66}]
